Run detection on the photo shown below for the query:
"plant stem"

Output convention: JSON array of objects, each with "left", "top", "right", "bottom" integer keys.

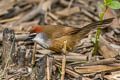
[{"left": 93, "top": 6, "right": 108, "bottom": 56}]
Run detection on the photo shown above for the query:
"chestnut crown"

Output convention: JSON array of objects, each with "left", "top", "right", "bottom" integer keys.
[{"left": 30, "top": 25, "right": 43, "bottom": 33}]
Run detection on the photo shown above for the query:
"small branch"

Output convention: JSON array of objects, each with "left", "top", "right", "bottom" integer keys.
[
  {"left": 32, "top": 42, "right": 37, "bottom": 65},
  {"left": 48, "top": 12, "right": 64, "bottom": 24},
  {"left": 46, "top": 55, "right": 50, "bottom": 80},
  {"left": 67, "top": 0, "right": 74, "bottom": 8},
  {"left": 61, "top": 40, "right": 67, "bottom": 80},
  {"left": 75, "top": 63, "right": 120, "bottom": 74},
  {"left": 1, "top": 28, "right": 15, "bottom": 68},
  {"left": 54, "top": 60, "right": 80, "bottom": 78},
  {"left": 0, "top": 34, "right": 28, "bottom": 41},
  {"left": 0, "top": 16, "right": 20, "bottom": 23},
  {"left": 35, "top": 54, "right": 88, "bottom": 61},
  {"left": 0, "top": 28, "right": 15, "bottom": 79}
]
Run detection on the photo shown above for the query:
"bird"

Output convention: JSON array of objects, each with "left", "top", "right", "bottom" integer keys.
[{"left": 25, "top": 18, "right": 113, "bottom": 53}]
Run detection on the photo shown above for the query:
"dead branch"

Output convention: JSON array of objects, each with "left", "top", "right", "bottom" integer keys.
[
  {"left": 54, "top": 60, "right": 81, "bottom": 78},
  {"left": 81, "top": 58, "right": 120, "bottom": 66},
  {"left": 75, "top": 63, "right": 120, "bottom": 74},
  {"left": 18, "top": 0, "right": 57, "bottom": 23},
  {"left": 0, "top": 34, "right": 28, "bottom": 41},
  {"left": 35, "top": 54, "right": 88, "bottom": 61},
  {"left": 1, "top": 28, "right": 15, "bottom": 69},
  {"left": 99, "top": 35, "right": 118, "bottom": 58}
]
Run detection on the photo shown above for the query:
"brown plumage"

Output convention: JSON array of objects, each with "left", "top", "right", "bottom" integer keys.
[{"left": 27, "top": 18, "right": 113, "bottom": 53}]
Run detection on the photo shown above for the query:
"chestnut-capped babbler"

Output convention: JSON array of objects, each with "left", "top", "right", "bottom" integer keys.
[{"left": 25, "top": 18, "right": 113, "bottom": 53}]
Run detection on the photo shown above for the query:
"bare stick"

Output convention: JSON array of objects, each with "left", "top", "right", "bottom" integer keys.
[
  {"left": 32, "top": 42, "right": 37, "bottom": 65},
  {"left": 35, "top": 54, "right": 87, "bottom": 61},
  {"left": 46, "top": 55, "right": 50, "bottom": 80},
  {"left": 0, "top": 16, "right": 20, "bottom": 23},
  {"left": 0, "top": 33, "right": 15, "bottom": 79},
  {"left": 67, "top": 0, "right": 74, "bottom": 8},
  {"left": 61, "top": 40, "right": 67, "bottom": 80},
  {"left": 55, "top": 59, "right": 80, "bottom": 78}
]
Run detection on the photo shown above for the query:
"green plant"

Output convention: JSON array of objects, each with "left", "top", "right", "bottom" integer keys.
[{"left": 93, "top": 0, "right": 120, "bottom": 55}]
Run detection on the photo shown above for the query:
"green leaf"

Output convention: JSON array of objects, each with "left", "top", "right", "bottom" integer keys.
[
  {"left": 109, "top": 1, "right": 120, "bottom": 9},
  {"left": 91, "top": 38, "right": 96, "bottom": 43},
  {"left": 91, "top": 38, "right": 99, "bottom": 43},
  {"left": 104, "top": 0, "right": 112, "bottom": 5},
  {"left": 99, "top": 4, "right": 105, "bottom": 8}
]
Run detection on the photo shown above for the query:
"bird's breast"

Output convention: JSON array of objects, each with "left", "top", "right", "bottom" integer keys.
[{"left": 48, "top": 35, "right": 77, "bottom": 53}]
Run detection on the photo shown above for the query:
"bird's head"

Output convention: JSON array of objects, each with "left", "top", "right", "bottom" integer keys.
[
  {"left": 25, "top": 25, "right": 50, "bottom": 48},
  {"left": 25, "top": 25, "right": 44, "bottom": 40}
]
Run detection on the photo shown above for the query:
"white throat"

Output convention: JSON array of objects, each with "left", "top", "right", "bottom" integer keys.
[{"left": 32, "top": 33, "right": 51, "bottom": 48}]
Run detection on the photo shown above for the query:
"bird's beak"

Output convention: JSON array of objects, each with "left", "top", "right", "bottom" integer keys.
[{"left": 25, "top": 33, "right": 37, "bottom": 41}]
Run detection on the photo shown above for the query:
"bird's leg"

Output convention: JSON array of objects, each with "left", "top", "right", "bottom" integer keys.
[
  {"left": 61, "top": 40, "right": 67, "bottom": 80},
  {"left": 32, "top": 42, "right": 37, "bottom": 65}
]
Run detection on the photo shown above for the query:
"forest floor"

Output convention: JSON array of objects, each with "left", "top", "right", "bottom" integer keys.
[{"left": 0, "top": 0, "right": 120, "bottom": 80}]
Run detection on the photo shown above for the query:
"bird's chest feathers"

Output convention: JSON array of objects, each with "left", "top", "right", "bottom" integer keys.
[
  {"left": 49, "top": 36, "right": 76, "bottom": 52},
  {"left": 32, "top": 33, "right": 51, "bottom": 48},
  {"left": 33, "top": 36, "right": 45, "bottom": 44}
]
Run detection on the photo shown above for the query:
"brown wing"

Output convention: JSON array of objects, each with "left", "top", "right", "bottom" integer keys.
[
  {"left": 43, "top": 25, "right": 78, "bottom": 39},
  {"left": 43, "top": 18, "right": 113, "bottom": 39}
]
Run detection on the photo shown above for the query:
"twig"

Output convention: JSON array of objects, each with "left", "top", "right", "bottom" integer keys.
[
  {"left": 32, "top": 42, "right": 37, "bottom": 65},
  {"left": 55, "top": 60, "right": 80, "bottom": 78},
  {"left": 67, "top": 0, "right": 74, "bottom": 8},
  {"left": 35, "top": 54, "right": 88, "bottom": 61},
  {"left": 48, "top": 12, "right": 64, "bottom": 24},
  {"left": 81, "top": 9, "right": 99, "bottom": 21},
  {"left": 46, "top": 55, "right": 50, "bottom": 80},
  {"left": 56, "top": 7, "right": 80, "bottom": 17},
  {"left": 75, "top": 63, "right": 120, "bottom": 74},
  {"left": 98, "top": 35, "right": 118, "bottom": 58},
  {"left": 0, "top": 16, "right": 20, "bottom": 23},
  {"left": 0, "top": 36, "right": 15, "bottom": 79},
  {"left": 61, "top": 40, "right": 67, "bottom": 80},
  {"left": 0, "top": 34, "right": 29, "bottom": 41}
]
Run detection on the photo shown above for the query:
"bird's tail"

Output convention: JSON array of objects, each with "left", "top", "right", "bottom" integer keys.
[{"left": 72, "top": 18, "right": 114, "bottom": 39}]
